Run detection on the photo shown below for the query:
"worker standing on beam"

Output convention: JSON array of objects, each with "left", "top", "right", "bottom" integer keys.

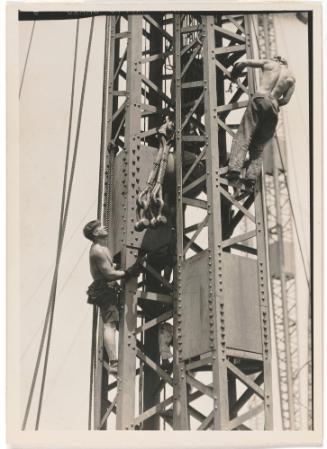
[
  {"left": 226, "top": 56, "right": 295, "bottom": 188},
  {"left": 83, "top": 220, "right": 137, "bottom": 375}
]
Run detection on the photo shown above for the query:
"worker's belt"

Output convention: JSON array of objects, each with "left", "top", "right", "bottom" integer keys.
[{"left": 86, "top": 279, "right": 121, "bottom": 307}]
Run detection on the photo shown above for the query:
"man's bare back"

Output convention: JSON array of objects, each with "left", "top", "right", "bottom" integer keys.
[
  {"left": 232, "top": 58, "right": 295, "bottom": 106},
  {"left": 259, "top": 60, "right": 295, "bottom": 103}
]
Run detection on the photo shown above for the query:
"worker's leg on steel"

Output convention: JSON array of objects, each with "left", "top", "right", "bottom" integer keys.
[
  {"left": 244, "top": 97, "right": 278, "bottom": 186},
  {"left": 228, "top": 100, "right": 258, "bottom": 178},
  {"left": 245, "top": 142, "right": 264, "bottom": 186},
  {"left": 103, "top": 321, "right": 118, "bottom": 361}
]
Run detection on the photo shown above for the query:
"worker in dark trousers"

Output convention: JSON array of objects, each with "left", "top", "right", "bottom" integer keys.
[
  {"left": 226, "top": 56, "right": 295, "bottom": 188},
  {"left": 84, "top": 220, "right": 136, "bottom": 375}
]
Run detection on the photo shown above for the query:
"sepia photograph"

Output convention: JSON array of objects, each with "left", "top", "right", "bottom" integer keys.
[{"left": 6, "top": 1, "right": 323, "bottom": 447}]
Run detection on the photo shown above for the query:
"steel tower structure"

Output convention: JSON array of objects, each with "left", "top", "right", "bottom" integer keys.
[
  {"left": 92, "top": 13, "right": 274, "bottom": 430},
  {"left": 256, "top": 14, "right": 302, "bottom": 430}
]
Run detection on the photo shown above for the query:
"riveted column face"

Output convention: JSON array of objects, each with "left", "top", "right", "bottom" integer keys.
[
  {"left": 173, "top": 14, "right": 190, "bottom": 430},
  {"left": 257, "top": 14, "right": 302, "bottom": 431},
  {"left": 93, "top": 16, "right": 115, "bottom": 431},
  {"left": 95, "top": 13, "right": 176, "bottom": 431},
  {"left": 173, "top": 13, "right": 273, "bottom": 431},
  {"left": 202, "top": 14, "right": 229, "bottom": 430},
  {"left": 115, "top": 14, "right": 143, "bottom": 430},
  {"left": 96, "top": 12, "right": 273, "bottom": 432},
  {"left": 244, "top": 14, "right": 273, "bottom": 430}
]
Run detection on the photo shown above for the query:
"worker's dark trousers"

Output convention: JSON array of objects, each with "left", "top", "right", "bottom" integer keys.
[{"left": 228, "top": 93, "right": 279, "bottom": 180}]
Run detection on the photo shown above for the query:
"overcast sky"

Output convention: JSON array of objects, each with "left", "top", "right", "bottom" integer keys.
[{"left": 19, "top": 13, "right": 310, "bottom": 430}]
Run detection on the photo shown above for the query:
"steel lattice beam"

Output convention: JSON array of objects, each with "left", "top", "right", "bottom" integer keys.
[
  {"left": 257, "top": 13, "right": 303, "bottom": 430},
  {"left": 93, "top": 13, "right": 176, "bottom": 430},
  {"left": 93, "top": 12, "right": 274, "bottom": 431},
  {"left": 173, "top": 13, "right": 273, "bottom": 430}
]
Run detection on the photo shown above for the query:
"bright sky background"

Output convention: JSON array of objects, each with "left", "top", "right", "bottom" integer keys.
[{"left": 19, "top": 13, "right": 310, "bottom": 431}]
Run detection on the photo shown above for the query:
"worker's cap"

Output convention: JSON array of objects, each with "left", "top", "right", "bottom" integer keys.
[
  {"left": 83, "top": 219, "right": 101, "bottom": 240},
  {"left": 273, "top": 55, "right": 288, "bottom": 65}
]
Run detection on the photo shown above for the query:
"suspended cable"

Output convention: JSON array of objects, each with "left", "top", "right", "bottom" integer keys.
[
  {"left": 282, "top": 109, "right": 310, "bottom": 261},
  {"left": 23, "top": 197, "right": 97, "bottom": 309},
  {"left": 22, "top": 17, "right": 95, "bottom": 429},
  {"left": 19, "top": 20, "right": 36, "bottom": 98},
  {"left": 35, "top": 17, "right": 95, "bottom": 431},
  {"left": 277, "top": 21, "right": 310, "bottom": 262},
  {"left": 43, "top": 310, "right": 90, "bottom": 403},
  {"left": 21, "top": 244, "right": 89, "bottom": 360},
  {"left": 59, "top": 19, "right": 80, "bottom": 233},
  {"left": 21, "top": 272, "right": 57, "bottom": 430},
  {"left": 275, "top": 137, "right": 311, "bottom": 291},
  {"left": 22, "top": 18, "right": 80, "bottom": 430}
]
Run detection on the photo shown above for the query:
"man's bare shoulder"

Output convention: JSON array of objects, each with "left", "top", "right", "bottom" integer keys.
[{"left": 90, "top": 243, "right": 109, "bottom": 259}]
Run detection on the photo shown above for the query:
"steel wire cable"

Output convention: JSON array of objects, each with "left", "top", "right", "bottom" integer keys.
[
  {"left": 19, "top": 21, "right": 36, "bottom": 98},
  {"left": 35, "top": 17, "right": 95, "bottom": 430},
  {"left": 22, "top": 17, "right": 95, "bottom": 429},
  {"left": 277, "top": 15, "right": 310, "bottom": 264},
  {"left": 23, "top": 197, "right": 97, "bottom": 309},
  {"left": 21, "top": 243, "right": 89, "bottom": 360},
  {"left": 275, "top": 138, "right": 311, "bottom": 291},
  {"left": 21, "top": 19, "right": 81, "bottom": 430},
  {"left": 42, "top": 310, "right": 90, "bottom": 404}
]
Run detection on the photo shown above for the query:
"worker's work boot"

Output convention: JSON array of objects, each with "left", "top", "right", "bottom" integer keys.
[
  {"left": 243, "top": 178, "right": 256, "bottom": 191},
  {"left": 226, "top": 169, "right": 241, "bottom": 183}
]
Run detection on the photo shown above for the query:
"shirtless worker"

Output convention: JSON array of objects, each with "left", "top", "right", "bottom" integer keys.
[
  {"left": 226, "top": 56, "right": 295, "bottom": 188},
  {"left": 83, "top": 220, "right": 138, "bottom": 375}
]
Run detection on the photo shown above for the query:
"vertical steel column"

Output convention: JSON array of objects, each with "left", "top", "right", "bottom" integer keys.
[
  {"left": 116, "top": 14, "right": 143, "bottom": 430},
  {"left": 244, "top": 15, "right": 273, "bottom": 429},
  {"left": 104, "top": 16, "right": 119, "bottom": 250},
  {"left": 202, "top": 15, "right": 230, "bottom": 429},
  {"left": 272, "top": 149, "right": 296, "bottom": 429},
  {"left": 142, "top": 15, "right": 164, "bottom": 430},
  {"left": 173, "top": 14, "right": 190, "bottom": 430},
  {"left": 173, "top": 12, "right": 273, "bottom": 431},
  {"left": 93, "top": 15, "right": 113, "bottom": 430},
  {"left": 257, "top": 13, "right": 302, "bottom": 430}
]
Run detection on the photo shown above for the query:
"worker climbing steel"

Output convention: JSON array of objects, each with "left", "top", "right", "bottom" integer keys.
[
  {"left": 83, "top": 220, "right": 137, "bottom": 375},
  {"left": 226, "top": 56, "right": 295, "bottom": 189}
]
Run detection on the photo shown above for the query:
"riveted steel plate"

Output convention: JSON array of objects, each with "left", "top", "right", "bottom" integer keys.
[
  {"left": 180, "top": 251, "right": 262, "bottom": 360},
  {"left": 223, "top": 252, "right": 262, "bottom": 354},
  {"left": 112, "top": 146, "right": 157, "bottom": 256},
  {"left": 181, "top": 251, "right": 211, "bottom": 360}
]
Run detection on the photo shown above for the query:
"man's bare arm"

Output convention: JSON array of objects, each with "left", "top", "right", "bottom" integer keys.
[
  {"left": 231, "top": 59, "right": 268, "bottom": 80},
  {"left": 92, "top": 249, "right": 126, "bottom": 281},
  {"left": 237, "top": 59, "right": 268, "bottom": 69},
  {"left": 278, "top": 82, "right": 295, "bottom": 106}
]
